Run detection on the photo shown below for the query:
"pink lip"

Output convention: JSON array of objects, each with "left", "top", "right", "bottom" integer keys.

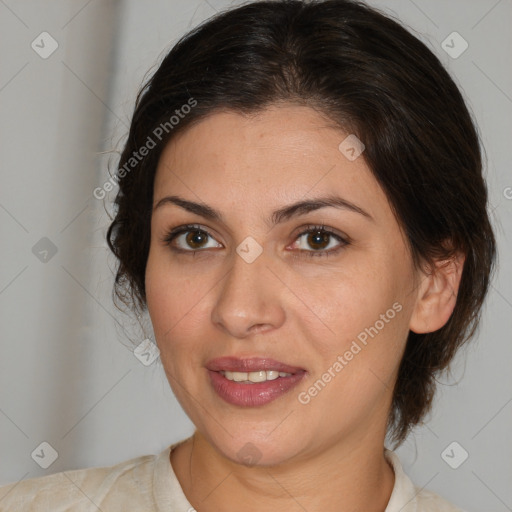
[{"left": 206, "top": 357, "right": 307, "bottom": 407}]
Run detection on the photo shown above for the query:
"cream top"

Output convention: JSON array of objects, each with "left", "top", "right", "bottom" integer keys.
[{"left": 0, "top": 438, "right": 465, "bottom": 511}]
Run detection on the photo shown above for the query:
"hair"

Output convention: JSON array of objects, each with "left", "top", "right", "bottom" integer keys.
[{"left": 105, "top": 0, "right": 497, "bottom": 447}]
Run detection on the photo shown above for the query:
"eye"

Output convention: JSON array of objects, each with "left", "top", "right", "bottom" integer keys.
[
  {"left": 161, "top": 223, "right": 351, "bottom": 258},
  {"left": 162, "top": 224, "right": 221, "bottom": 254},
  {"left": 290, "top": 224, "right": 350, "bottom": 258}
]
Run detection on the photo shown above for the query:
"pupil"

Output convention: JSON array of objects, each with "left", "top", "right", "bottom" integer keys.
[
  {"left": 187, "top": 230, "right": 206, "bottom": 248},
  {"left": 309, "top": 231, "right": 328, "bottom": 250}
]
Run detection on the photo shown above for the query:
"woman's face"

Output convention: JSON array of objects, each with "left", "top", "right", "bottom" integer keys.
[{"left": 145, "top": 104, "right": 423, "bottom": 465}]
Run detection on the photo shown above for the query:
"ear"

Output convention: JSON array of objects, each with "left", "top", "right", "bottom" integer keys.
[{"left": 409, "top": 250, "right": 465, "bottom": 334}]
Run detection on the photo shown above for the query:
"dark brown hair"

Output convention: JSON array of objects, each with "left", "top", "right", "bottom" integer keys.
[{"left": 105, "top": 0, "right": 497, "bottom": 446}]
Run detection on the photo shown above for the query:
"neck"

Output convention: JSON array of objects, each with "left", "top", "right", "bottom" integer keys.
[{"left": 171, "top": 429, "right": 395, "bottom": 512}]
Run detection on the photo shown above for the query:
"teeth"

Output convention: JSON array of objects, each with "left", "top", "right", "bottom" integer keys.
[{"left": 222, "top": 370, "right": 292, "bottom": 383}]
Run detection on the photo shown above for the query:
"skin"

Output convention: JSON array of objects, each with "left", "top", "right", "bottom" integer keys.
[{"left": 145, "top": 103, "right": 464, "bottom": 511}]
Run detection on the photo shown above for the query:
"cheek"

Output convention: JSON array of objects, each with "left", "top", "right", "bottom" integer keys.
[
  {"left": 312, "top": 265, "right": 395, "bottom": 335},
  {"left": 145, "top": 254, "right": 210, "bottom": 366},
  {"left": 145, "top": 255, "right": 181, "bottom": 349},
  {"left": 146, "top": 249, "right": 188, "bottom": 328},
  {"left": 305, "top": 257, "right": 411, "bottom": 380}
]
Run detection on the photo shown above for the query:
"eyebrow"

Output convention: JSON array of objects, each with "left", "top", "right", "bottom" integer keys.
[{"left": 152, "top": 194, "right": 373, "bottom": 225}]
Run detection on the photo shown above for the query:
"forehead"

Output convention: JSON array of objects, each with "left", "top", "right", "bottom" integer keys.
[{"left": 153, "top": 105, "right": 390, "bottom": 222}]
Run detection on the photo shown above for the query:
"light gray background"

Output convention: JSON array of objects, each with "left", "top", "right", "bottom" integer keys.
[{"left": 0, "top": 1, "right": 511, "bottom": 510}]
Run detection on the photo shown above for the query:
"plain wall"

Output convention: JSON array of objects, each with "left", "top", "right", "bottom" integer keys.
[{"left": 0, "top": 1, "right": 511, "bottom": 511}]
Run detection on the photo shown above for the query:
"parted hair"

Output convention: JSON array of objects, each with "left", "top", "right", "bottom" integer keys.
[{"left": 105, "top": 0, "right": 497, "bottom": 446}]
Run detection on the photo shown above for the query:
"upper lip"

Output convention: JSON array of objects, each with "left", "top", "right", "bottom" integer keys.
[{"left": 206, "top": 356, "right": 305, "bottom": 374}]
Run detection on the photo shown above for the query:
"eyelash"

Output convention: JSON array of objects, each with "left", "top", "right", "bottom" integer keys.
[{"left": 161, "top": 223, "right": 351, "bottom": 259}]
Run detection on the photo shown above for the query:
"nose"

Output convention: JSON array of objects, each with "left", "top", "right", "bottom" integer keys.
[{"left": 210, "top": 246, "right": 286, "bottom": 338}]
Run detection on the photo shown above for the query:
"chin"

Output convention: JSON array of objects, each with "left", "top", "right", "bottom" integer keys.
[{"left": 207, "top": 429, "right": 304, "bottom": 468}]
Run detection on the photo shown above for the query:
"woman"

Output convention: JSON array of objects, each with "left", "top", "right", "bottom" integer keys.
[{"left": 0, "top": 0, "right": 496, "bottom": 510}]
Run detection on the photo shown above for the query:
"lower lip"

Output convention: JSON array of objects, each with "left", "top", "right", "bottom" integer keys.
[{"left": 208, "top": 370, "right": 306, "bottom": 407}]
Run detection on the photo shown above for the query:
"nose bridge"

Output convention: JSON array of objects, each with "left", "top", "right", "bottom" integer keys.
[{"left": 211, "top": 243, "right": 284, "bottom": 336}]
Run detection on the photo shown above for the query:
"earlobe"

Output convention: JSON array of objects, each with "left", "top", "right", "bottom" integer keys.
[{"left": 409, "top": 252, "right": 465, "bottom": 334}]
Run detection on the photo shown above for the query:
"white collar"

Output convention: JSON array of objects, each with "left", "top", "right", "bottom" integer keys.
[{"left": 384, "top": 448, "right": 419, "bottom": 511}]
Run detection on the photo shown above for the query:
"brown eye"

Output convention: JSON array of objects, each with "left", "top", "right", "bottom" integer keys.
[
  {"left": 292, "top": 225, "right": 350, "bottom": 258},
  {"left": 184, "top": 230, "right": 209, "bottom": 249},
  {"left": 162, "top": 224, "right": 222, "bottom": 252},
  {"left": 162, "top": 223, "right": 350, "bottom": 259},
  {"left": 304, "top": 230, "right": 331, "bottom": 250}
]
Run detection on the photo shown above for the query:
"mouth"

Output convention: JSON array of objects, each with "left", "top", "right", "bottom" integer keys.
[
  {"left": 206, "top": 356, "right": 307, "bottom": 407},
  {"left": 218, "top": 369, "right": 295, "bottom": 383},
  {"left": 206, "top": 356, "right": 305, "bottom": 374}
]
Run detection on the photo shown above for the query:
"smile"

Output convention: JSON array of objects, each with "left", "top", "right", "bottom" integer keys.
[{"left": 220, "top": 370, "right": 293, "bottom": 383}]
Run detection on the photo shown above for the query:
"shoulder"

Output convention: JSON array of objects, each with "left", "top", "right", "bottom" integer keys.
[
  {"left": 384, "top": 449, "right": 466, "bottom": 512},
  {"left": 0, "top": 450, "right": 163, "bottom": 512},
  {"left": 414, "top": 486, "right": 467, "bottom": 511}
]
